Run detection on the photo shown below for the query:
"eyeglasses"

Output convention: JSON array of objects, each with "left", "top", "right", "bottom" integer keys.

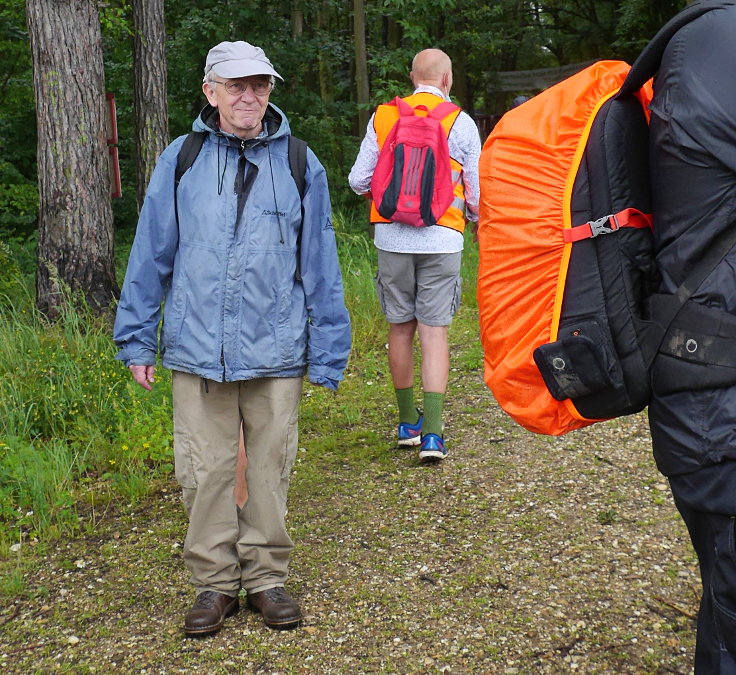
[{"left": 212, "top": 79, "right": 272, "bottom": 97}]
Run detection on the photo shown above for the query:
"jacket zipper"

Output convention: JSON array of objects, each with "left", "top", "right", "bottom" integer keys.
[{"left": 219, "top": 142, "right": 248, "bottom": 383}]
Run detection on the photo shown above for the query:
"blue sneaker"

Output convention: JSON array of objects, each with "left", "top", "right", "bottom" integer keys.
[
  {"left": 397, "top": 411, "right": 423, "bottom": 447},
  {"left": 419, "top": 433, "right": 447, "bottom": 463}
]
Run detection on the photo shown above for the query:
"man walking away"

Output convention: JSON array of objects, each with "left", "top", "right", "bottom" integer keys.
[{"left": 348, "top": 48, "right": 481, "bottom": 463}]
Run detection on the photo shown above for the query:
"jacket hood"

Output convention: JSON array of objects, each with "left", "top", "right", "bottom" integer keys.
[{"left": 192, "top": 102, "right": 291, "bottom": 145}]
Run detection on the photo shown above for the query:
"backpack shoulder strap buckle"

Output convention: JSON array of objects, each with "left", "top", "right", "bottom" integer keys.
[
  {"left": 589, "top": 214, "right": 619, "bottom": 237},
  {"left": 563, "top": 214, "right": 618, "bottom": 243}
]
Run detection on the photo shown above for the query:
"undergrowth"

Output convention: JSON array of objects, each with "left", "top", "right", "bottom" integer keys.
[{"left": 0, "top": 210, "right": 479, "bottom": 560}]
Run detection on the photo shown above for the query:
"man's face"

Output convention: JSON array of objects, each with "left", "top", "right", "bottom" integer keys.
[{"left": 203, "top": 75, "right": 272, "bottom": 139}]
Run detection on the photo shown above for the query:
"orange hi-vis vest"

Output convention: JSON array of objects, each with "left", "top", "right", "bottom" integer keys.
[{"left": 371, "top": 92, "right": 466, "bottom": 233}]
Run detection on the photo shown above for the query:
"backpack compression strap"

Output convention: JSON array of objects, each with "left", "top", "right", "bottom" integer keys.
[
  {"left": 562, "top": 208, "right": 653, "bottom": 243},
  {"left": 617, "top": 0, "right": 736, "bottom": 97}
]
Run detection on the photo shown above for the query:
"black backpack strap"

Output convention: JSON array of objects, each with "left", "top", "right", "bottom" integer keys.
[
  {"left": 174, "top": 131, "right": 206, "bottom": 226},
  {"left": 288, "top": 135, "right": 308, "bottom": 281},
  {"left": 618, "top": 0, "right": 736, "bottom": 97},
  {"left": 288, "top": 135, "right": 308, "bottom": 200},
  {"left": 642, "top": 218, "right": 736, "bottom": 364},
  {"left": 174, "top": 131, "right": 309, "bottom": 278},
  {"left": 176, "top": 132, "right": 306, "bottom": 209}
]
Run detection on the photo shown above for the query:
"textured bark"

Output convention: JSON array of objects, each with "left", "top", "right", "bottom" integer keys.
[
  {"left": 353, "top": 0, "right": 370, "bottom": 133},
  {"left": 317, "top": 0, "right": 334, "bottom": 102},
  {"left": 133, "top": 0, "right": 169, "bottom": 212},
  {"left": 27, "top": 0, "right": 118, "bottom": 318},
  {"left": 291, "top": 0, "right": 304, "bottom": 39}
]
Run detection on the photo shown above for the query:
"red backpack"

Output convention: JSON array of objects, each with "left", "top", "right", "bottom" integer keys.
[{"left": 370, "top": 96, "right": 460, "bottom": 227}]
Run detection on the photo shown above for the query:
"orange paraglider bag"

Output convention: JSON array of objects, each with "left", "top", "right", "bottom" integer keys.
[
  {"left": 477, "top": 61, "right": 656, "bottom": 436},
  {"left": 478, "top": 3, "right": 736, "bottom": 437}
]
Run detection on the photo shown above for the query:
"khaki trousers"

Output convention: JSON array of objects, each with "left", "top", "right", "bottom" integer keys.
[{"left": 172, "top": 372, "right": 302, "bottom": 595}]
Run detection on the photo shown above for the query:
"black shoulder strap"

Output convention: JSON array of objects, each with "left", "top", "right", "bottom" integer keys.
[
  {"left": 175, "top": 131, "right": 206, "bottom": 189},
  {"left": 174, "top": 131, "right": 206, "bottom": 226},
  {"left": 175, "top": 132, "right": 307, "bottom": 207},
  {"left": 618, "top": 0, "right": 736, "bottom": 97},
  {"left": 289, "top": 135, "right": 309, "bottom": 281},
  {"left": 288, "top": 135, "right": 308, "bottom": 201},
  {"left": 173, "top": 129, "right": 309, "bottom": 269},
  {"left": 643, "top": 218, "right": 736, "bottom": 365}
]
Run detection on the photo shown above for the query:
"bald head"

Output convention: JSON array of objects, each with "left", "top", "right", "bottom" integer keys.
[{"left": 410, "top": 49, "right": 453, "bottom": 97}]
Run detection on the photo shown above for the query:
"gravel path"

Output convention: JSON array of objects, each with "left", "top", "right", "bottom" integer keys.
[{"left": 0, "top": 316, "right": 698, "bottom": 674}]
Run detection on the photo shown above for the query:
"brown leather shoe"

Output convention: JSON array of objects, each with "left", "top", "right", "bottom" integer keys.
[
  {"left": 247, "top": 587, "right": 302, "bottom": 629},
  {"left": 184, "top": 591, "right": 239, "bottom": 637}
]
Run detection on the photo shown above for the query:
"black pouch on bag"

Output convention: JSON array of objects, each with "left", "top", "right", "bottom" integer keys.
[
  {"left": 533, "top": 319, "right": 618, "bottom": 401},
  {"left": 651, "top": 297, "right": 736, "bottom": 394}
]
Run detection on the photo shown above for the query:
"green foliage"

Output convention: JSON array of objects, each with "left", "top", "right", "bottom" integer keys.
[
  {"left": 99, "top": 1, "right": 132, "bottom": 37},
  {"left": 615, "top": 0, "right": 688, "bottom": 59},
  {"left": 0, "top": 0, "right": 690, "bottom": 237},
  {"left": 334, "top": 211, "right": 383, "bottom": 358},
  {"left": 0, "top": 161, "right": 38, "bottom": 239},
  {"left": 0, "top": 280, "right": 175, "bottom": 543},
  {"left": 0, "top": 0, "right": 35, "bottom": 172},
  {"left": 0, "top": 436, "right": 81, "bottom": 540},
  {"left": 0, "top": 2, "right": 37, "bottom": 240},
  {"left": 0, "top": 238, "right": 24, "bottom": 301}
]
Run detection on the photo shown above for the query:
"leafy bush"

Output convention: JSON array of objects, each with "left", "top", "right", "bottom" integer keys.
[
  {"left": 0, "top": 160, "right": 37, "bottom": 238},
  {"left": 0, "top": 288, "right": 174, "bottom": 544}
]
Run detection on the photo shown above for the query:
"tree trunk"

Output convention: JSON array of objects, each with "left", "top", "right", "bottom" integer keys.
[
  {"left": 27, "top": 0, "right": 118, "bottom": 318},
  {"left": 317, "top": 0, "right": 334, "bottom": 102},
  {"left": 353, "top": 0, "right": 370, "bottom": 133},
  {"left": 133, "top": 0, "right": 169, "bottom": 212},
  {"left": 291, "top": 0, "right": 304, "bottom": 39}
]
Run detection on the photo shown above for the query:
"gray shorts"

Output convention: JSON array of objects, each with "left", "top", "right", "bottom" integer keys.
[{"left": 375, "top": 249, "right": 462, "bottom": 326}]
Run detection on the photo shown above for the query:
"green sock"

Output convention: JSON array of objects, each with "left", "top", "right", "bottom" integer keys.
[
  {"left": 422, "top": 392, "right": 445, "bottom": 437},
  {"left": 395, "top": 387, "right": 418, "bottom": 424}
]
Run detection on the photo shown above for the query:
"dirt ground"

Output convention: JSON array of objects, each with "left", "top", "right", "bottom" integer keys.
[{"left": 0, "top": 354, "right": 698, "bottom": 674}]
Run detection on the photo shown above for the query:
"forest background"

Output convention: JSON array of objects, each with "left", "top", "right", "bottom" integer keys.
[
  {"left": 0, "top": 0, "right": 690, "bottom": 604},
  {"left": 1, "top": 0, "right": 686, "bottom": 266}
]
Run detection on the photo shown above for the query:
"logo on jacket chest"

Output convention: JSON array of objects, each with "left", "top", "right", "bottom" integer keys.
[{"left": 261, "top": 208, "right": 286, "bottom": 218}]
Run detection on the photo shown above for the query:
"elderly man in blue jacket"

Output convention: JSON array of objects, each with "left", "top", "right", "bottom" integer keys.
[{"left": 113, "top": 41, "right": 351, "bottom": 637}]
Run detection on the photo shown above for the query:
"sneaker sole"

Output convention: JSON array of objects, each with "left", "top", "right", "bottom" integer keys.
[
  {"left": 419, "top": 450, "right": 446, "bottom": 462},
  {"left": 397, "top": 436, "right": 422, "bottom": 447}
]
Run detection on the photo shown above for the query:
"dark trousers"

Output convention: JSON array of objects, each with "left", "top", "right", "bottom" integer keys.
[{"left": 669, "top": 464, "right": 736, "bottom": 674}]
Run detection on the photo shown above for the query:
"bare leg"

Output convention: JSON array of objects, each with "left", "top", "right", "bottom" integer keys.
[
  {"left": 388, "top": 319, "right": 418, "bottom": 389},
  {"left": 417, "top": 322, "right": 449, "bottom": 394}
]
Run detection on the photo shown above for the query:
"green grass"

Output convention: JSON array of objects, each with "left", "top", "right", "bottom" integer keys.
[{"left": 0, "top": 213, "right": 480, "bottom": 550}]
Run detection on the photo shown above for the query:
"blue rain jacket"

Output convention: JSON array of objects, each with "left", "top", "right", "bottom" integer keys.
[{"left": 113, "top": 104, "right": 351, "bottom": 389}]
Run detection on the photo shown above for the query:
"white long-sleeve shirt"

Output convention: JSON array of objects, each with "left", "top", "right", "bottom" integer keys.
[{"left": 348, "top": 85, "right": 481, "bottom": 254}]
